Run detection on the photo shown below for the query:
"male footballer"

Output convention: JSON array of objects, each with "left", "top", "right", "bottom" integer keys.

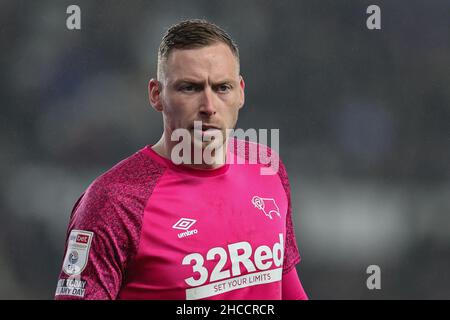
[{"left": 55, "top": 19, "right": 308, "bottom": 300}]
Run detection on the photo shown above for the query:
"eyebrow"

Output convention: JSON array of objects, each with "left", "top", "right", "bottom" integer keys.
[{"left": 171, "top": 78, "right": 237, "bottom": 87}]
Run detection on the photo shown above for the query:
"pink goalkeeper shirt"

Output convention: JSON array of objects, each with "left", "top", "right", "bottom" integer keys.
[{"left": 55, "top": 139, "right": 306, "bottom": 300}]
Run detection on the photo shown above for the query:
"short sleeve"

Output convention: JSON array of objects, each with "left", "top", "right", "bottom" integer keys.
[
  {"left": 277, "top": 159, "right": 301, "bottom": 274},
  {"left": 54, "top": 149, "right": 165, "bottom": 300},
  {"left": 55, "top": 184, "right": 134, "bottom": 300}
]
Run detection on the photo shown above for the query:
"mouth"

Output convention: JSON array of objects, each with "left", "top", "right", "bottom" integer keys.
[
  {"left": 201, "top": 124, "right": 221, "bottom": 132},
  {"left": 190, "top": 123, "right": 223, "bottom": 141},
  {"left": 190, "top": 123, "right": 221, "bottom": 131},
  {"left": 200, "top": 127, "right": 222, "bottom": 140}
]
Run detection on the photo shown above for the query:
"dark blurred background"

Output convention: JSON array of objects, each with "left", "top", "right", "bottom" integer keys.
[{"left": 0, "top": 0, "right": 449, "bottom": 299}]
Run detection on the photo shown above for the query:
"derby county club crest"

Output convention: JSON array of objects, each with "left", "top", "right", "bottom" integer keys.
[{"left": 252, "top": 196, "right": 281, "bottom": 219}]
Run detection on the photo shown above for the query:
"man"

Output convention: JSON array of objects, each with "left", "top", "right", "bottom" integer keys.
[{"left": 55, "top": 19, "right": 307, "bottom": 300}]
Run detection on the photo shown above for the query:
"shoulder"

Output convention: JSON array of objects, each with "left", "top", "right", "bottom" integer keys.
[
  {"left": 70, "top": 148, "right": 166, "bottom": 227},
  {"left": 229, "top": 137, "right": 277, "bottom": 161},
  {"left": 229, "top": 137, "right": 288, "bottom": 177},
  {"left": 61, "top": 148, "right": 167, "bottom": 287},
  {"left": 93, "top": 148, "right": 165, "bottom": 192}
]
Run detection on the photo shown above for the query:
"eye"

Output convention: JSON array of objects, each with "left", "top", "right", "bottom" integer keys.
[
  {"left": 217, "top": 84, "right": 232, "bottom": 93},
  {"left": 180, "top": 85, "right": 196, "bottom": 92}
]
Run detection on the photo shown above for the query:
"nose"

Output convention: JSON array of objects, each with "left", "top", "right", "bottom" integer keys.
[{"left": 199, "top": 87, "right": 216, "bottom": 117}]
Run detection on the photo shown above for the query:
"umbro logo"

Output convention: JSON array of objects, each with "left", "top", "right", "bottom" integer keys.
[{"left": 173, "top": 218, "right": 198, "bottom": 239}]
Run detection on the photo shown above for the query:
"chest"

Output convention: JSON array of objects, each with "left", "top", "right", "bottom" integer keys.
[{"left": 123, "top": 168, "right": 288, "bottom": 299}]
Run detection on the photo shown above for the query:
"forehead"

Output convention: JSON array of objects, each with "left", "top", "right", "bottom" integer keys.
[{"left": 163, "top": 43, "right": 239, "bottom": 81}]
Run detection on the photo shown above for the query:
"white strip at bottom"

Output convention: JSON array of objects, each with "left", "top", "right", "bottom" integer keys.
[{"left": 186, "top": 268, "right": 282, "bottom": 300}]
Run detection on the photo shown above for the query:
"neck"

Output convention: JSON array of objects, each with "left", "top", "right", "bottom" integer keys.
[{"left": 152, "top": 133, "right": 228, "bottom": 170}]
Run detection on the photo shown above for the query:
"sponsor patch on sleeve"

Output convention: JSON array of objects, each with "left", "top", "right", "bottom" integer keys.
[
  {"left": 55, "top": 278, "right": 87, "bottom": 297},
  {"left": 62, "top": 230, "right": 94, "bottom": 276}
]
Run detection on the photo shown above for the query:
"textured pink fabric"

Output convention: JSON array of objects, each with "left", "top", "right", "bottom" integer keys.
[
  {"left": 55, "top": 150, "right": 166, "bottom": 299},
  {"left": 55, "top": 139, "right": 302, "bottom": 300},
  {"left": 282, "top": 268, "right": 308, "bottom": 300},
  {"left": 232, "top": 139, "right": 301, "bottom": 274}
]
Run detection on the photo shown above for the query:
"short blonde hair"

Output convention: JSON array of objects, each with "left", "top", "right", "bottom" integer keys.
[{"left": 157, "top": 19, "right": 239, "bottom": 80}]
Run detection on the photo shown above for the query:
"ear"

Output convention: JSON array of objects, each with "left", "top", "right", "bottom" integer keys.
[
  {"left": 148, "top": 79, "right": 163, "bottom": 112},
  {"left": 238, "top": 75, "right": 245, "bottom": 109}
]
